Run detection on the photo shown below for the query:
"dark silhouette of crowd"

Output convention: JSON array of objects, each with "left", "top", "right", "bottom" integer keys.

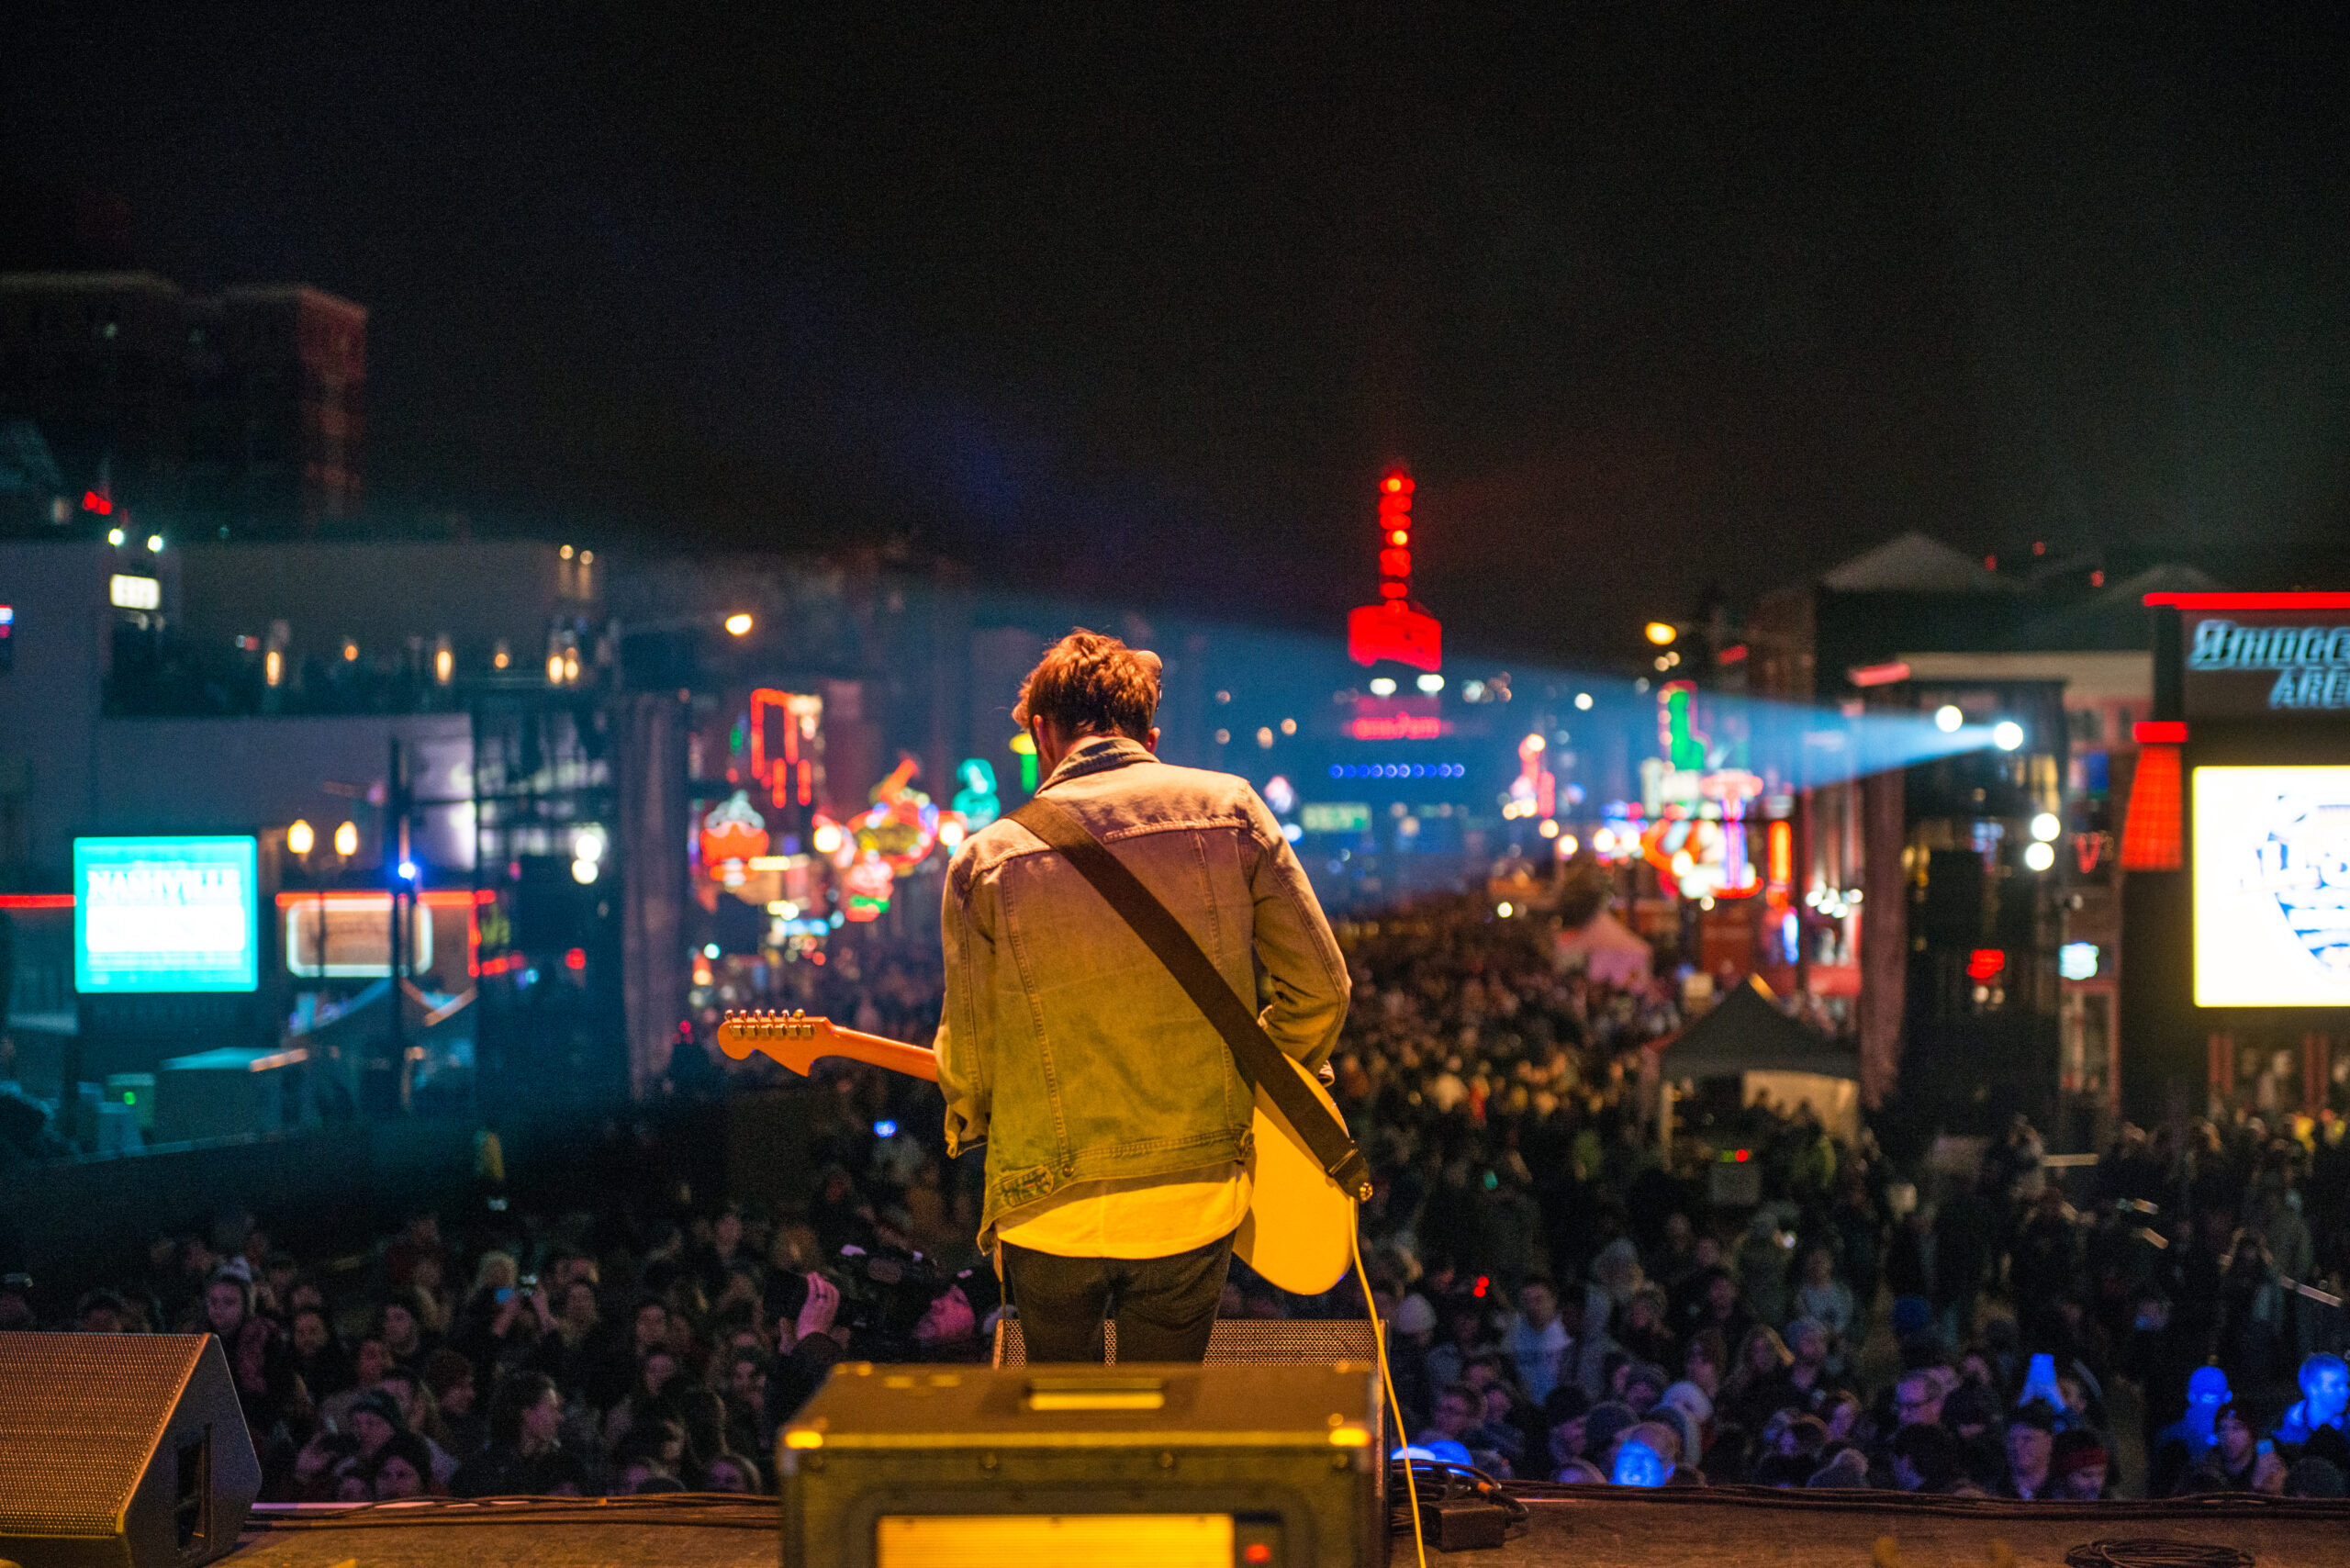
[
  {"left": 1327, "top": 896, "right": 2350, "bottom": 1498},
  {"left": 8, "top": 890, "right": 2349, "bottom": 1503}
]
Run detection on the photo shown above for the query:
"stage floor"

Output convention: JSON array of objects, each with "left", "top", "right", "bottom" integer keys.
[{"left": 230, "top": 1491, "right": 2347, "bottom": 1568}]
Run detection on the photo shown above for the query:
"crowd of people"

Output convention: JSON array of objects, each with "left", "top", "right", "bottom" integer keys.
[
  {"left": 1330, "top": 900, "right": 2350, "bottom": 1497},
  {"left": 7, "top": 891, "right": 2350, "bottom": 1504}
]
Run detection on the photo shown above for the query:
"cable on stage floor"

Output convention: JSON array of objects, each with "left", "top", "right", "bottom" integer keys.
[
  {"left": 1351, "top": 1221, "right": 1427, "bottom": 1568},
  {"left": 248, "top": 1496, "right": 776, "bottom": 1529},
  {"left": 1390, "top": 1457, "right": 1531, "bottom": 1533},
  {"left": 2062, "top": 1542, "right": 2255, "bottom": 1568}
]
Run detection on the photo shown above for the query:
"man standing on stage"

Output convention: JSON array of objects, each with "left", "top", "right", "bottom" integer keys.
[{"left": 936, "top": 630, "right": 1349, "bottom": 1361}]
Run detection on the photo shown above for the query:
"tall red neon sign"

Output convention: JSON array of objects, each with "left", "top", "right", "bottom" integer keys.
[{"left": 1348, "top": 467, "right": 1443, "bottom": 672}]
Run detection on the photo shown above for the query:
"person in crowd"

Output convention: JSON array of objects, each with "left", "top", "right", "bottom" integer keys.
[
  {"left": 198, "top": 1266, "right": 297, "bottom": 1434},
  {"left": 1720, "top": 1325, "right": 1799, "bottom": 1434},
  {"left": 287, "top": 1305, "right": 352, "bottom": 1402},
  {"left": 1505, "top": 1277, "right": 1571, "bottom": 1403},
  {"left": 1792, "top": 1247, "right": 1856, "bottom": 1365},
  {"left": 2273, "top": 1352, "right": 2350, "bottom": 1450},
  {"left": 342, "top": 1390, "right": 408, "bottom": 1475},
  {"left": 1891, "top": 1369, "right": 1946, "bottom": 1431},
  {"left": 911, "top": 1266, "right": 1002, "bottom": 1362},
  {"left": 452, "top": 1373, "right": 584, "bottom": 1497},
  {"left": 1614, "top": 1282, "right": 1679, "bottom": 1371},
  {"left": 2051, "top": 1428, "right": 2113, "bottom": 1499},
  {"left": 328, "top": 1335, "right": 400, "bottom": 1417},
  {"left": 367, "top": 1431, "right": 442, "bottom": 1500},
  {"left": 375, "top": 1298, "right": 438, "bottom": 1377},
  {"left": 1890, "top": 1424, "right": 1966, "bottom": 1494},
  {"left": 1781, "top": 1318, "right": 1840, "bottom": 1411},
  {"left": 2146, "top": 1363, "right": 2230, "bottom": 1495},
  {"left": 383, "top": 1212, "right": 449, "bottom": 1298},
  {"left": 1609, "top": 1420, "right": 1681, "bottom": 1487},
  {"left": 1682, "top": 1327, "right": 1727, "bottom": 1402},
  {"left": 1581, "top": 1401, "right": 1642, "bottom": 1478},
  {"left": 1735, "top": 1214, "right": 1792, "bottom": 1329},
  {"left": 2191, "top": 1401, "right": 2267, "bottom": 1493},
  {"left": 699, "top": 1450, "right": 764, "bottom": 1493},
  {"left": 1998, "top": 1403, "right": 2059, "bottom": 1499},
  {"left": 2284, "top": 1457, "right": 2346, "bottom": 1498},
  {"left": 422, "top": 1349, "right": 484, "bottom": 1457},
  {"left": 1684, "top": 1269, "right": 1756, "bottom": 1360},
  {"left": 1416, "top": 1384, "right": 1483, "bottom": 1452}
]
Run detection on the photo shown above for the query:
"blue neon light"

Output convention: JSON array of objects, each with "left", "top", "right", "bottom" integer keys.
[{"left": 1326, "top": 763, "right": 1464, "bottom": 779}]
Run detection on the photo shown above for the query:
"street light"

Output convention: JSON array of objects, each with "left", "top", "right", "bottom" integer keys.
[
  {"left": 725, "top": 613, "right": 754, "bottom": 636},
  {"left": 334, "top": 820, "right": 360, "bottom": 857},
  {"left": 287, "top": 819, "right": 315, "bottom": 857},
  {"left": 1644, "top": 622, "right": 1677, "bottom": 646}
]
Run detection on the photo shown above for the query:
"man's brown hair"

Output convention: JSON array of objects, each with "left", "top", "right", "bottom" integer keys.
[{"left": 1013, "top": 629, "right": 1161, "bottom": 741}]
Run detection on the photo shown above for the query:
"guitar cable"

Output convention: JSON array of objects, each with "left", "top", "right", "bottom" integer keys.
[{"left": 1350, "top": 1224, "right": 1428, "bottom": 1568}]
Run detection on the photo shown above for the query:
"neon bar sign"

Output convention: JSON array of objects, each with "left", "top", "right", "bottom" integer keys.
[{"left": 2187, "top": 620, "right": 2350, "bottom": 710}]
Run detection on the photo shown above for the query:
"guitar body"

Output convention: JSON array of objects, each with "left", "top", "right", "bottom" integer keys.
[
  {"left": 717, "top": 1010, "right": 1358, "bottom": 1296},
  {"left": 1236, "top": 1053, "right": 1359, "bottom": 1295}
]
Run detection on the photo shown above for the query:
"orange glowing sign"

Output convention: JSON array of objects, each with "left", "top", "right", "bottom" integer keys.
[{"left": 699, "top": 792, "right": 770, "bottom": 877}]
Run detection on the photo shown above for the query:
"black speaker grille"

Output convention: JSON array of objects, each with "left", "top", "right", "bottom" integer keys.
[{"left": 0, "top": 1333, "right": 200, "bottom": 1535}]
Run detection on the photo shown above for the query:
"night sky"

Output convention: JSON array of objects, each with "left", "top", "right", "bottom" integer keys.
[{"left": 6, "top": 4, "right": 2348, "bottom": 663}]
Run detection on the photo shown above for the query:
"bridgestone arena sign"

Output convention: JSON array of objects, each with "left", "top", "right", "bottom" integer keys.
[{"left": 2185, "top": 616, "right": 2350, "bottom": 715}]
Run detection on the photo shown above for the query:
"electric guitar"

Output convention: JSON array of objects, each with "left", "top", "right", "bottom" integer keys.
[{"left": 715, "top": 1009, "right": 1358, "bottom": 1295}]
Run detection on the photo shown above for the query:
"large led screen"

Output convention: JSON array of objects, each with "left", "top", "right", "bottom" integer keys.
[
  {"left": 74, "top": 835, "right": 260, "bottom": 993},
  {"left": 2193, "top": 767, "right": 2350, "bottom": 1007}
]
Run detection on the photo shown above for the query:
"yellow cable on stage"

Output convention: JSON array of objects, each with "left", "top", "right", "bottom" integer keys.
[{"left": 1351, "top": 1225, "right": 1427, "bottom": 1568}]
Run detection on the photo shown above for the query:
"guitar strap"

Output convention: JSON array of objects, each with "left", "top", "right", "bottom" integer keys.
[{"left": 1009, "top": 796, "right": 1371, "bottom": 1201}]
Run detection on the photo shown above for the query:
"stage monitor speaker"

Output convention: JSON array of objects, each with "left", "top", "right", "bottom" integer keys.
[
  {"left": 0, "top": 1333, "right": 260, "bottom": 1568},
  {"left": 780, "top": 1360, "right": 1384, "bottom": 1568},
  {"left": 991, "top": 1313, "right": 1375, "bottom": 1368}
]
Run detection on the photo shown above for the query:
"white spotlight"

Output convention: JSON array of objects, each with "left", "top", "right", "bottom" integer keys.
[
  {"left": 1934, "top": 704, "right": 1964, "bottom": 734},
  {"left": 1992, "top": 720, "right": 2025, "bottom": 751},
  {"left": 2022, "top": 841, "right": 2055, "bottom": 872},
  {"left": 2030, "top": 812, "right": 2061, "bottom": 843}
]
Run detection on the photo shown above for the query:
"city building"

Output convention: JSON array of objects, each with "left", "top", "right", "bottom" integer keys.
[
  {"left": 0, "top": 272, "right": 365, "bottom": 539},
  {"left": 1746, "top": 535, "right": 2193, "bottom": 1141}
]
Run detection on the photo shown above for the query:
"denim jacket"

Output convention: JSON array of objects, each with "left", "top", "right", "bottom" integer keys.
[{"left": 936, "top": 734, "right": 1350, "bottom": 1249}]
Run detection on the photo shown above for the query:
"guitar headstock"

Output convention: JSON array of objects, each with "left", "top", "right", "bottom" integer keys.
[{"left": 716, "top": 1009, "right": 839, "bottom": 1076}]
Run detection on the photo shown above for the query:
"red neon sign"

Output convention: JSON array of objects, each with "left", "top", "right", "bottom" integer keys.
[
  {"left": 1348, "top": 466, "right": 1443, "bottom": 671},
  {"left": 1966, "top": 949, "right": 2007, "bottom": 982},
  {"left": 1348, "top": 712, "right": 1446, "bottom": 741},
  {"left": 1348, "top": 602, "right": 1442, "bottom": 671},
  {"left": 2144, "top": 592, "right": 2350, "bottom": 610}
]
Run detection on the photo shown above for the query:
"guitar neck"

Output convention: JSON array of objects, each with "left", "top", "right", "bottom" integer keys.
[
  {"left": 817, "top": 1025, "right": 941, "bottom": 1083},
  {"left": 718, "top": 1011, "right": 940, "bottom": 1083}
]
